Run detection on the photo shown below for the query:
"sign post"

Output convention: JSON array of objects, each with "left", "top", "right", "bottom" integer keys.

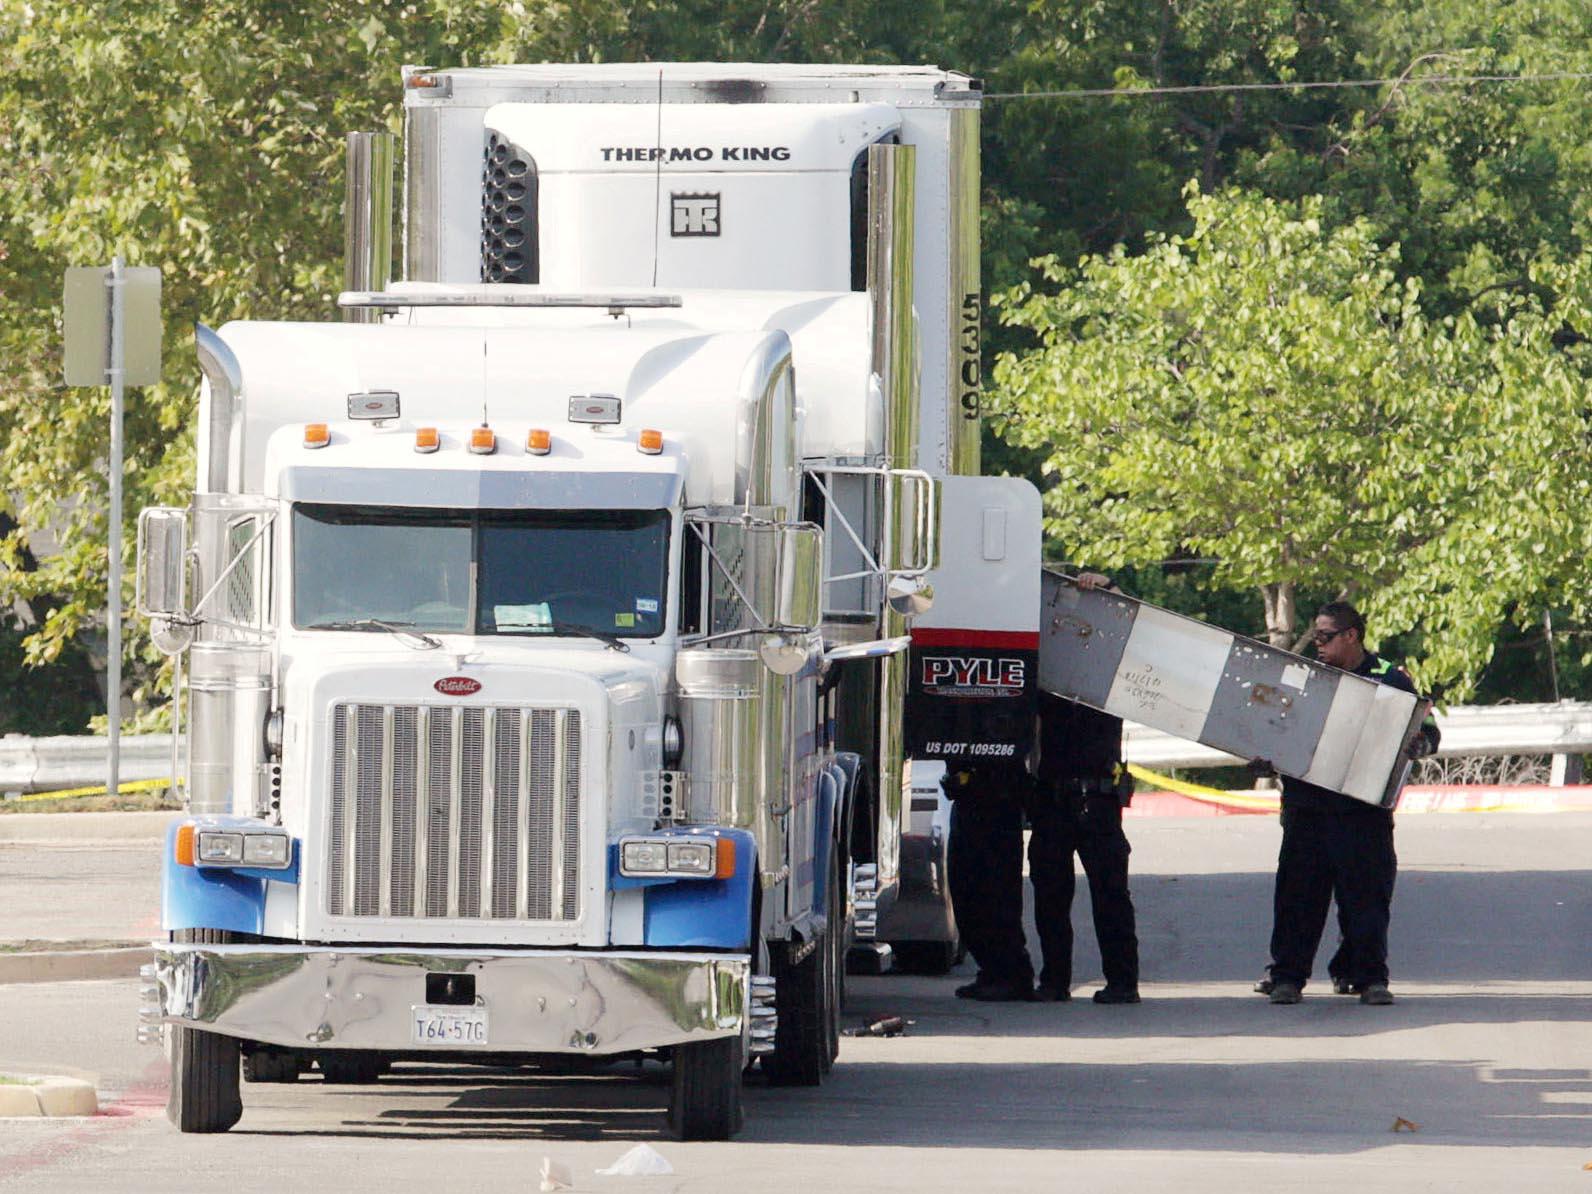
[{"left": 63, "top": 259, "right": 161, "bottom": 803}]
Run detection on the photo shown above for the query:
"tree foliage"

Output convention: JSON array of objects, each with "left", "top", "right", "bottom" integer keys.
[
  {"left": 993, "top": 185, "right": 1592, "bottom": 694},
  {"left": 5, "top": 0, "right": 1592, "bottom": 722}
]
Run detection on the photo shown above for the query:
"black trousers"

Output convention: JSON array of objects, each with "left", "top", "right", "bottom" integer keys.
[
  {"left": 1027, "top": 794, "right": 1139, "bottom": 990},
  {"left": 948, "top": 796, "right": 1033, "bottom": 986},
  {"left": 1268, "top": 805, "right": 1397, "bottom": 989}
]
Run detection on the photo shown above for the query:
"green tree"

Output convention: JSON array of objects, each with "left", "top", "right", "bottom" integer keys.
[{"left": 992, "top": 185, "right": 1592, "bottom": 694}]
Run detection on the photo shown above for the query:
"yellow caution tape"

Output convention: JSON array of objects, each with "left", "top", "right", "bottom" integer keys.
[
  {"left": 1126, "top": 763, "right": 1280, "bottom": 811},
  {"left": 18, "top": 778, "right": 177, "bottom": 803}
]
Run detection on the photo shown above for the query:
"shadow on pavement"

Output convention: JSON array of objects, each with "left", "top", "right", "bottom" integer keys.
[
  {"left": 1061, "top": 868, "right": 1592, "bottom": 985},
  {"left": 224, "top": 1050, "right": 1592, "bottom": 1153}
]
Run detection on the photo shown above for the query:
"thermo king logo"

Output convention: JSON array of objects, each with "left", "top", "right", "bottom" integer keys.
[
  {"left": 434, "top": 676, "right": 482, "bottom": 696},
  {"left": 671, "top": 193, "right": 721, "bottom": 238}
]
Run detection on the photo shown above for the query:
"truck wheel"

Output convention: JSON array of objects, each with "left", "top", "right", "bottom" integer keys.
[
  {"left": 763, "top": 853, "right": 837, "bottom": 1087},
  {"left": 891, "top": 939, "right": 960, "bottom": 975},
  {"left": 166, "top": 929, "right": 243, "bottom": 1133},
  {"left": 670, "top": 1036, "right": 744, "bottom": 1140},
  {"left": 242, "top": 1046, "right": 303, "bottom": 1084},
  {"left": 824, "top": 861, "right": 844, "bottom": 1070},
  {"left": 317, "top": 1053, "right": 385, "bottom": 1084}
]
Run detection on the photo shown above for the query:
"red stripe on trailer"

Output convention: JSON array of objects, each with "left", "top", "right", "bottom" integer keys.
[{"left": 911, "top": 628, "right": 1040, "bottom": 649}]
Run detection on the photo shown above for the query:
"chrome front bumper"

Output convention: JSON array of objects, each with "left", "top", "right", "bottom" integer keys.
[{"left": 149, "top": 944, "right": 750, "bottom": 1055}]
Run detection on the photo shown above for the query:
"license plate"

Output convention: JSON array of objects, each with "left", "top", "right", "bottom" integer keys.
[{"left": 410, "top": 1005, "right": 489, "bottom": 1046}]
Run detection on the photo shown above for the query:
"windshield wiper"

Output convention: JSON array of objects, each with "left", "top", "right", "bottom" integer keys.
[
  {"left": 306, "top": 618, "right": 442, "bottom": 650},
  {"left": 550, "top": 620, "right": 630, "bottom": 652}
]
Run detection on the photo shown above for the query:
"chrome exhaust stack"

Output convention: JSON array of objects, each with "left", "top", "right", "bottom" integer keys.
[{"left": 343, "top": 132, "right": 395, "bottom": 324}]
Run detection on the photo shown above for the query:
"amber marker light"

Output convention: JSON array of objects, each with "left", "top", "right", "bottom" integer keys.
[
  {"left": 303, "top": 423, "right": 330, "bottom": 449},
  {"left": 714, "top": 836, "right": 736, "bottom": 880},
  {"left": 174, "top": 823, "right": 196, "bottom": 867},
  {"left": 468, "top": 426, "right": 497, "bottom": 455},
  {"left": 414, "top": 426, "right": 440, "bottom": 454},
  {"left": 638, "top": 428, "right": 664, "bottom": 455},
  {"left": 526, "top": 428, "right": 552, "bottom": 455}
]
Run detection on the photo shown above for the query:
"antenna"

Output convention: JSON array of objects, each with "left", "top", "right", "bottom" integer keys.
[{"left": 650, "top": 68, "right": 664, "bottom": 288}]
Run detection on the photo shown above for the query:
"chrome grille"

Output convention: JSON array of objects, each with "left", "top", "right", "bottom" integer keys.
[{"left": 327, "top": 703, "right": 583, "bottom": 921}]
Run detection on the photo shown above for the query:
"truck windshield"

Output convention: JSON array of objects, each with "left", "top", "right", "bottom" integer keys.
[{"left": 293, "top": 505, "right": 669, "bottom": 638}]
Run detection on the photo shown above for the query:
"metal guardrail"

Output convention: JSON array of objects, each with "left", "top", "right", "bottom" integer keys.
[
  {"left": 6, "top": 702, "right": 1592, "bottom": 794},
  {"left": 0, "top": 735, "right": 173, "bottom": 795}
]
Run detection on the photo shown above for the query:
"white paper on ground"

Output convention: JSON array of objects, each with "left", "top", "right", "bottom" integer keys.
[
  {"left": 596, "top": 1143, "right": 675, "bottom": 1176},
  {"left": 540, "top": 1157, "right": 574, "bottom": 1191}
]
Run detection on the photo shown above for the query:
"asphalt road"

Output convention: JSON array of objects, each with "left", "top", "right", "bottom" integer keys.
[{"left": 2, "top": 812, "right": 1590, "bottom": 1192}]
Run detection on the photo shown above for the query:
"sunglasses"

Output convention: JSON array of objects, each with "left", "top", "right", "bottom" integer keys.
[{"left": 1313, "top": 627, "right": 1351, "bottom": 646}]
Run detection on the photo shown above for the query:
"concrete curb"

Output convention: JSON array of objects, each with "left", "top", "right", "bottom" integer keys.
[
  {"left": 0, "top": 1075, "right": 99, "bottom": 1117},
  {"left": 0, "top": 810, "right": 180, "bottom": 844},
  {"left": 0, "top": 947, "right": 150, "bottom": 985}
]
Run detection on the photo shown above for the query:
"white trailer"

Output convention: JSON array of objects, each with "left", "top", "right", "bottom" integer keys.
[{"left": 136, "top": 63, "right": 1043, "bottom": 1139}]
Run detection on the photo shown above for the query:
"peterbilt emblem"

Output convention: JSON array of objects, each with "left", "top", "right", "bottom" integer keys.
[
  {"left": 434, "top": 676, "right": 481, "bottom": 696},
  {"left": 671, "top": 193, "right": 721, "bottom": 237}
]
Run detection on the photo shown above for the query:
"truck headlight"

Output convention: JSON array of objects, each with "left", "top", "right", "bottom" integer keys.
[
  {"left": 621, "top": 840, "right": 669, "bottom": 874},
  {"left": 619, "top": 836, "right": 721, "bottom": 878},
  {"left": 242, "top": 834, "right": 291, "bottom": 867},
  {"left": 197, "top": 832, "right": 244, "bottom": 864},
  {"left": 666, "top": 841, "right": 714, "bottom": 875},
  {"left": 193, "top": 829, "right": 292, "bottom": 869}
]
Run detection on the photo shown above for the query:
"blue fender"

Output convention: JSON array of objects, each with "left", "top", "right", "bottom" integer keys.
[
  {"left": 633, "top": 827, "right": 759, "bottom": 950},
  {"left": 161, "top": 818, "right": 298, "bottom": 936},
  {"left": 810, "top": 767, "right": 842, "bottom": 920}
]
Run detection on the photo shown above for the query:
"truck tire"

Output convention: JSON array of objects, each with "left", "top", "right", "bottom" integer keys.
[
  {"left": 166, "top": 928, "right": 243, "bottom": 1133},
  {"left": 669, "top": 1036, "right": 743, "bottom": 1140},
  {"left": 891, "top": 939, "right": 961, "bottom": 975},
  {"left": 317, "top": 1053, "right": 385, "bottom": 1084},
  {"left": 824, "top": 860, "right": 843, "bottom": 1070},
  {"left": 763, "top": 852, "right": 838, "bottom": 1087},
  {"left": 242, "top": 1046, "right": 303, "bottom": 1084}
]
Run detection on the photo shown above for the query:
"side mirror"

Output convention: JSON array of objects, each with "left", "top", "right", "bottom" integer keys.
[
  {"left": 775, "top": 523, "right": 823, "bottom": 632},
  {"left": 137, "top": 507, "right": 194, "bottom": 655},
  {"left": 887, "top": 573, "right": 934, "bottom": 617}
]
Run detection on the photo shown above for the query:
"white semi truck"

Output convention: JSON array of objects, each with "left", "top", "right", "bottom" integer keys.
[{"left": 135, "top": 63, "right": 1044, "bottom": 1139}]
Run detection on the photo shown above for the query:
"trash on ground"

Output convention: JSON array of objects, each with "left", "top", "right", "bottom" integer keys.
[
  {"left": 844, "top": 1015, "right": 906, "bottom": 1037},
  {"left": 540, "top": 1157, "right": 574, "bottom": 1191},
  {"left": 1391, "top": 1116, "right": 1421, "bottom": 1133},
  {"left": 596, "top": 1143, "right": 674, "bottom": 1176}
]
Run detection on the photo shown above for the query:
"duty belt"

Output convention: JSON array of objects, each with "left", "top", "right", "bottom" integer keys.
[{"left": 1050, "top": 775, "right": 1118, "bottom": 797}]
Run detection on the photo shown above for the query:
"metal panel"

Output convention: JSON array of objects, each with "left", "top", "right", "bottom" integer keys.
[
  {"left": 1201, "top": 639, "right": 1338, "bottom": 778},
  {"left": 1038, "top": 572, "right": 1428, "bottom": 808},
  {"left": 325, "top": 702, "right": 581, "bottom": 921},
  {"left": 1037, "top": 574, "right": 1136, "bottom": 708}
]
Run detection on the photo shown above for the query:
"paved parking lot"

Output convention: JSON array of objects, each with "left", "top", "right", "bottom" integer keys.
[{"left": 2, "top": 812, "right": 1589, "bottom": 1192}]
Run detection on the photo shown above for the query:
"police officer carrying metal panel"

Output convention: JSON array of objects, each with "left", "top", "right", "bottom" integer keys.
[
  {"left": 1261, "top": 600, "right": 1439, "bottom": 1006},
  {"left": 1027, "top": 572, "right": 1140, "bottom": 1004}
]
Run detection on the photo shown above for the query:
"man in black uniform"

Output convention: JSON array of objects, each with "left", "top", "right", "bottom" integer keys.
[
  {"left": 945, "top": 761, "right": 1035, "bottom": 1001},
  {"left": 1263, "top": 601, "right": 1439, "bottom": 1006},
  {"left": 1028, "top": 575, "right": 1140, "bottom": 1004}
]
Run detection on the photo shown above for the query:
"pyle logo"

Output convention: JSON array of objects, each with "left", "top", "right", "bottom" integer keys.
[
  {"left": 434, "top": 676, "right": 481, "bottom": 697},
  {"left": 921, "top": 656, "right": 1027, "bottom": 690},
  {"left": 671, "top": 193, "right": 721, "bottom": 238}
]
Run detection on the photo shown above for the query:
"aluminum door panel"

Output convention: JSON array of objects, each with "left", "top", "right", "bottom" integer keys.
[
  {"left": 1037, "top": 579, "right": 1136, "bottom": 708},
  {"left": 1103, "top": 606, "right": 1232, "bottom": 741},
  {"left": 1199, "top": 639, "right": 1338, "bottom": 778}
]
